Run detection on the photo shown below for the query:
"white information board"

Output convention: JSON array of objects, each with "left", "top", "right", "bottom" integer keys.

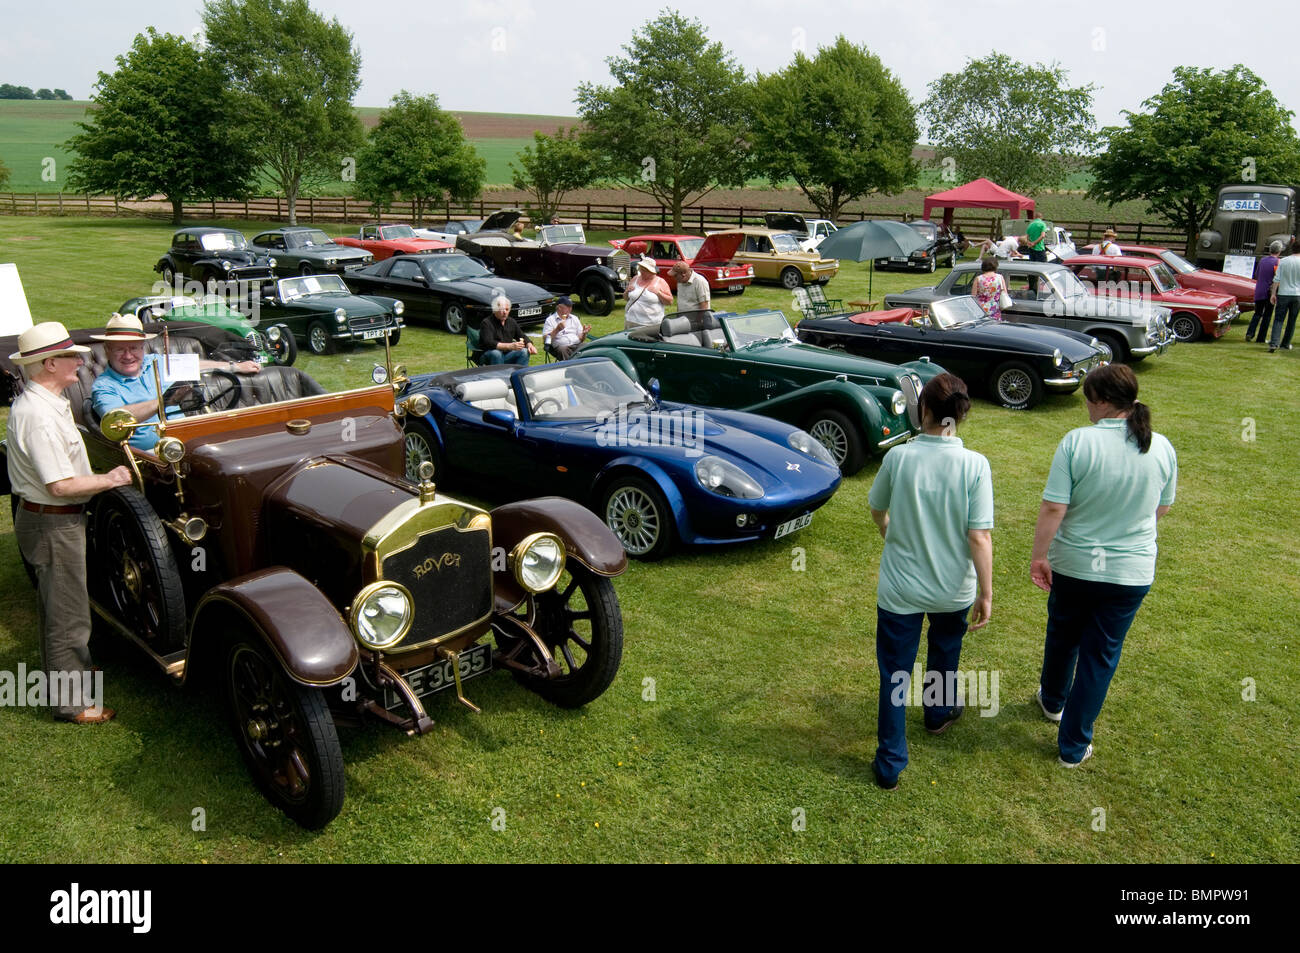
[
  {"left": 0, "top": 264, "right": 35, "bottom": 337},
  {"left": 1222, "top": 255, "right": 1256, "bottom": 279}
]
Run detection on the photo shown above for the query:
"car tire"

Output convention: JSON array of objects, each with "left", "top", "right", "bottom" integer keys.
[
  {"left": 805, "top": 409, "right": 866, "bottom": 475},
  {"left": 387, "top": 327, "right": 401, "bottom": 347},
  {"left": 270, "top": 325, "right": 297, "bottom": 367},
  {"left": 1170, "top": 312, "right": 1203, "bottom": 343},
  {"left": 441, "top": 301, "right": 468, "bottom": 335},
  {"left": 600, "top": 475, "right": 674, "bottom": 560},
  {"left": 578, "top": 276, "right": 616, "bottom": 317},
  {"left": 89, "top": 486, "right": 187, "bottom": 653},
  {"left": 514, "top": 564, "right": 624, "bottom": 709},
  {"left": 307, "top": 321, "right": 333, "bottom": 355},
  {"left": 402, "top": 418, "right": 444, "bottom": 483},
  {"left": 161, "top": 264, "right": 177, "bottom": 289},
  {"left": 926, "top": 257, "right": 937, "bottom": 273},
  {"left": 299, "top": 263, "right": 313, "bottom": 277},
  {"left": 990, "top": 361, "right": 1043, "bottom": 410},
  {"left": 225, "top": 637, "right": 345, "bottom": 830},
  {"left": 780, "top": 267, "right": 803, "bottom": 290},
  {"left": 1094, "top": 331, "right": 1129, "bottom": 364}
]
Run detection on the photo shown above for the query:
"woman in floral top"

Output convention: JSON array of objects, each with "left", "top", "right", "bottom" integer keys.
[{"left": 972, "top": 257, "right": 1008, "bottom": 320}]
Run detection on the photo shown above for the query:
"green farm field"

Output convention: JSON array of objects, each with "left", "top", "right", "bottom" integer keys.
[{"left": 0, "top": 215, "right": 1295, "bottom": 863}]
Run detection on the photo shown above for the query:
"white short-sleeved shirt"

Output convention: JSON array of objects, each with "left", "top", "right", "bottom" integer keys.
[
  {"left": 6, "top": 381, "right": 93, "bottom": 506},
  {"left": 868, "top": 434, "right": 994, "bottom": 614},
  {"left": 1274, "top": 254, "right": 1300, "bottom": 297},
  {"left": 676, "top": 272, "right": 711, "bottom": 313},
  {"left": 1043, "top": 418, "right": 1177, "bottom": 586}
]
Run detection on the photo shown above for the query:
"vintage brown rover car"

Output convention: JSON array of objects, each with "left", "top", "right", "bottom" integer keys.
[{"left": 0, "top": 322, "right": 628, "bottom": 829}]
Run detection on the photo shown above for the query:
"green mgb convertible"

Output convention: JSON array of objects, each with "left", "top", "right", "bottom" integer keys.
[{"left": 577, "top": 308, "right": 944, "bottom": 475}]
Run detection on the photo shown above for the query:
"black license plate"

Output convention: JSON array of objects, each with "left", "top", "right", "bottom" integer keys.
[{"left": 383, "top": 642, "right": 492, "bottom": 709}]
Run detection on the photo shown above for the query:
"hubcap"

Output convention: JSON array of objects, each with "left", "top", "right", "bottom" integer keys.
[
  {"left": 122, "top": 556, "right": 141, "bottom": 599},
  {"left": 808, "top": 419, "right": 848, "bottom": 465},
  {"left": 605, "top": 486, "right": 660, "bottom": 555},
  {"left": 1173, "top": 317, "right": 1196, "bottom": 341},
  {"left": 310, "top": 327, "right": 327, "bottom": 352},
  {"left": 404, "top": 433, "right": 433, "bottom": 480},
  {"left": 999, "top": 370, "right": 1032, "bottom": 404}
]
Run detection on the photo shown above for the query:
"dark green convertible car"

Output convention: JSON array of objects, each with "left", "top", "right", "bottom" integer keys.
[
  {"left": 244, "top": 275, "right": 404, "bottom": 355},
  {"left": 577, "top": 308, "right": 944, "bottom": 475}
]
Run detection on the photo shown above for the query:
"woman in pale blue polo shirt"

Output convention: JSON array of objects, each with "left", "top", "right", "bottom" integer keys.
[
  {"left": 867, "top": 373, "right": 993, "bottom": 790},
  {"left": 1030, "top": 362, "right": 1176, "bottom": 766}
]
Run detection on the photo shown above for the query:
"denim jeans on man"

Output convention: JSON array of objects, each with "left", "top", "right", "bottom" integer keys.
[
  {"left": 1270, "top": 295, "right": 1299, "bottom": 349},
  {"left": 482, "top": 348, "right": 529, "bottom": 366},
  {"left": 874, "top": 605, "right": 970, "bottom": 785},
  {"left": 1246, "top": 297, "right": 1273, "bottom": 341},
  {"left": 1039, "top": 572, "right": 1150, "bottom": 763}
]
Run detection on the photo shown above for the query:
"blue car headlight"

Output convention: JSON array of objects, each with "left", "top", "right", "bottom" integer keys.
[
  {"left": 788, "top": 429, "right": 837, "bottom": 467},
  {"left": 694, "top": 456, "right": 763, "bottom": 499}
]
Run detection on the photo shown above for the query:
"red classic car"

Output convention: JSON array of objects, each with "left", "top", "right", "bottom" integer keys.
[
  {"left": 1065, "top": 254, "right": 1239, "bottom": 342},
  {"left": 608, "top": 233, "right": 753, "bottom": 295},
  {"left": 1083, "top": 243, "right": 1256, "bottom": 311},
  {"left": 337, "top": 224, "right": 454, "bottom": 261}
]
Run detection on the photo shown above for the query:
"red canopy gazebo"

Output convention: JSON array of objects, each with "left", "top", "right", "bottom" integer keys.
[{"left": 923, "top": 178, "right": 1035, "bottom": 226}]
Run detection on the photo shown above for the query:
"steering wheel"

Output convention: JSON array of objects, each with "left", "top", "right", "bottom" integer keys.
[
  {"left": 533, "top": 397, "right": 563, "bottom": 417},
  {"left": 194, "top": 369, "right": 244, "bottom": 413}
]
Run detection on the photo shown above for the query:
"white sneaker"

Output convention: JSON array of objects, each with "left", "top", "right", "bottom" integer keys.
[
  {"left": 1059, "top": 744, "right": 1094, "bottom": 767},
  {"left": 1035, "top": 688, "right": 1063, "bottom": 723}
]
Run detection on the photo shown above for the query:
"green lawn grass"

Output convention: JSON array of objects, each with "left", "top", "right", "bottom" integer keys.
[{"left": 0, "top": 215, "right": 1296, "bottom": 863}]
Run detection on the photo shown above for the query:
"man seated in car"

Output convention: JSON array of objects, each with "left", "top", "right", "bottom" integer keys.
[
  {"left": 479, "top": 295, "right": 536, "bottom": 365},
  {"left": 91, "top": 313, "right": 260, "bottom": 450}
]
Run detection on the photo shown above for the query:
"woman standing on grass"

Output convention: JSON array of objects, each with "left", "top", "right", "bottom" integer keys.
[
  {"left": 1030, "top": 362, "right": 1177, "bottom": 767},
  {"left": 867, "top": 373, "right": 993, "bottom": 791}
]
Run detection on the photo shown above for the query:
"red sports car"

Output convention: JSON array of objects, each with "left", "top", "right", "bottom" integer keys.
[
  {"left": 337, "top": 223, "right": 454, "bottom": 261},
  {"left": 1083, "top": 243, "right": 1256, "bottom": 311},
  {"left": 608, "top": 233, "right": 753, "bottom": 294},
  {"left": 1065, "top": 254, "right": 1239, "bottom": 342}
]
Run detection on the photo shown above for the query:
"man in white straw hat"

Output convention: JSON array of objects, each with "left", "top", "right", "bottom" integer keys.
[
  {"left": 623, "top": 256, "right": 672, "bottom": 330},
  {"left": 90, "top": 312, "right": 260, "bottom": 450},
  {"left": 7, "top": 322, "right": 133, "bottom": 723}
]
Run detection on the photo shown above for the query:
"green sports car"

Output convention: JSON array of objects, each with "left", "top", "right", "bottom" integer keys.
[
  {"left": 118, "top": 294, "right": 297, "bottom": 366},
  {"left": 246, "top": 275, "right": 404, "bottom": 355},
  {"left": 577, "top": 308, "right": 944, "bottom": 475}
]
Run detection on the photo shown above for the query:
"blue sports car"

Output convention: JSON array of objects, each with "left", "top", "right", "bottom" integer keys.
[{"left": 400, "top": 357, "right": 842, "bottom": 559}]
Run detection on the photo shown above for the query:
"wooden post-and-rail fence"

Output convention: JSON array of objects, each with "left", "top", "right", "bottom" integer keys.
[{"left": 0, "top": 192, "right": 1189, "bottom": 249}]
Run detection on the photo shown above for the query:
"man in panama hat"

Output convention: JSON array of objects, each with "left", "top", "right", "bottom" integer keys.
[
  {"left": 7, "top": 322, "right": 133, "bottom": 723},
  {"left": 90, "top": 312, "right": 260, "bottom": 450}
]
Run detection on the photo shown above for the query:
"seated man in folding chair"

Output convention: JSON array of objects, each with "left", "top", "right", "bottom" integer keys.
[
  {"left": 541, "top": 296, "right": 591, "bottom": 360},
  {"left": 670, "top": 261, "right": 711, "bottom": 315},
  {"left": 478, "top": 295, "right": 536, "bottom": 365}
]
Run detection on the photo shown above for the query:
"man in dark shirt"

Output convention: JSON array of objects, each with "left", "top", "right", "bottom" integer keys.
[{"left": 479, "top": 295, "right": 536, "bottom": 365}]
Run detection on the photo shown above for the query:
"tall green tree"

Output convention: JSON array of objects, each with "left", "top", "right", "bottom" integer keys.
[
  {"left": 203, "top": 0, "right": 364, "bottom": 225},
  {"left": 509, "top": 127, "right": 597, "bottom": 226},
  {"left": 64, "top": 28, "right": 255, "bottom": 224},
  {"left": 1090, "top": 65, "right": 1300, "bottom": 255},
  {"left": 920, "top": 53, "right": 1098, "bottom": 195},
  {"left": 576, "top": 11, "right": 749, "bottom": 231},
  {"left": 353, "top": 91, "right": 485, "bottom": 224},
  {"left": 749, "top": 36, "right": 917, "bottom": 221}
]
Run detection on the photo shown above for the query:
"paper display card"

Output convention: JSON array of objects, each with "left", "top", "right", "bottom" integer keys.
[
  {"left": 0, "top": 264, "right": 35, "bottom": 337},
  {"left": 1222, "top": 255, "right": 1256, "bottom": 279},
  {"left": 162, "top": 353, "right": 202, "bottom": 382}
]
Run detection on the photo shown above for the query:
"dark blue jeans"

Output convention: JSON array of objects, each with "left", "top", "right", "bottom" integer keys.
[
  {"left": 873, "top": 604, "right": 970, "bottom": 784},
  {"left": 1246, "top": 297, "right": 1273, "bottom": 340},
  {"left": 1270, "top": 295, "right": 1299, "bottom": 348},
  {"left": 482, "top": 348, "right": 529, "bottom": 365},
  {"left": 1038, "top": 572, "right": 1150, "bottom": 763}
]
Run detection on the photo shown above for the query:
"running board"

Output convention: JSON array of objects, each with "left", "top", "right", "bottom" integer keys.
[{"left": 90, "top": 601, "right": 187, "bottom": 680}]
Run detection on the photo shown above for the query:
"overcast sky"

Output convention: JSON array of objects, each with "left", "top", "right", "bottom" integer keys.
[{"left": 3, "top": 0, "right": 1296, "bottom": 134}]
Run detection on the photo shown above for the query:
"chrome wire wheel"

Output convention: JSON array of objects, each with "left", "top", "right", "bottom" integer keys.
[{"left": 808, "top": 417, "right": 849, "bottom": 465}]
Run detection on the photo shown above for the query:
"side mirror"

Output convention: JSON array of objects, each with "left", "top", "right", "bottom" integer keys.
[
  {"left": 483, "top": 409, "right": 516, "bottom": 431},
  {"left": 100, "top": 408, "right": 140, "bottom": 443},
  {"left": 412, "top": 275, "right": 427, "bottom": 284},
  {"left": 648, "top": 378, "right": 661, "bottom": 400}
]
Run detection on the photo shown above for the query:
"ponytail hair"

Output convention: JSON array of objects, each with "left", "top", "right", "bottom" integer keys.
[{"left": 1083, "top": 362, "right": 1152, "bottom": 452}]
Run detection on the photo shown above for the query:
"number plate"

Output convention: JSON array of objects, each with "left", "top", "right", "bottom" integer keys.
[
  {"left": 383, "top": 642, "right": 492, "bottom": 709},
  {"left": 773, "top": 512, "right": 813, "bottom": 539},
  {"left": 360, "top": 328, "right": 389, "bottom": 340},
  {"left": 890, "top": 257, "right": 909, "bottom": 263},
  {"left": 517, "top": 306, "right": 542, "bottom": 317}
]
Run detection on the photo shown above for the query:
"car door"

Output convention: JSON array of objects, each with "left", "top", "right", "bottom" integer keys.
[
  {"left": 174, "top": 233, "right": 200, "bottom": 277},
  {"left": 647, "top": 342, "right": 737, "bottom": 408},
  {"left": 382, "top": 257, "right": 438, "bottom": 323},
  {"left": 742, "top": 235, "right": 777, "bottom": 281},
  {"left": 255, "top": 233, "right": 290, "bottom": 273}
]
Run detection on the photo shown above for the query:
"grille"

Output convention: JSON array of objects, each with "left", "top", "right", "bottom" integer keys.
[
  {"left": 381, "top": 525, "right": 493, "bottom": 648},
  {"left": 348, "top": 313, "right": 392, "bottom": 332},
  {"left": 1228, "top": 221, "right": 1259, "bottom": 253}
]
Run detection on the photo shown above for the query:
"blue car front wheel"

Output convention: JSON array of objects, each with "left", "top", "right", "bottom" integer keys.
[{"left": 600, "top": 476, "right": 674, "bottom": 561}]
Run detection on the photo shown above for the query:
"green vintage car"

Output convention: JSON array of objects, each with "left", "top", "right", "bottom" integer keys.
[
  {"left": 118, "top": 294, "right": 297, "bottom": 366},
  {"left": 246, "top": 275, "right": 404, "bottom": 355},
  {"left": 576, "top": 308, "right": 943, "bottom": 475}
]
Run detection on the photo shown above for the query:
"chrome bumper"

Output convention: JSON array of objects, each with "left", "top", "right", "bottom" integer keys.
[
  {"left": 877, "top": 430, "right": 913, "bottom": 449},
  {"left": 1043, "top": 376, "right": 1086, "bottom": 392}
]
